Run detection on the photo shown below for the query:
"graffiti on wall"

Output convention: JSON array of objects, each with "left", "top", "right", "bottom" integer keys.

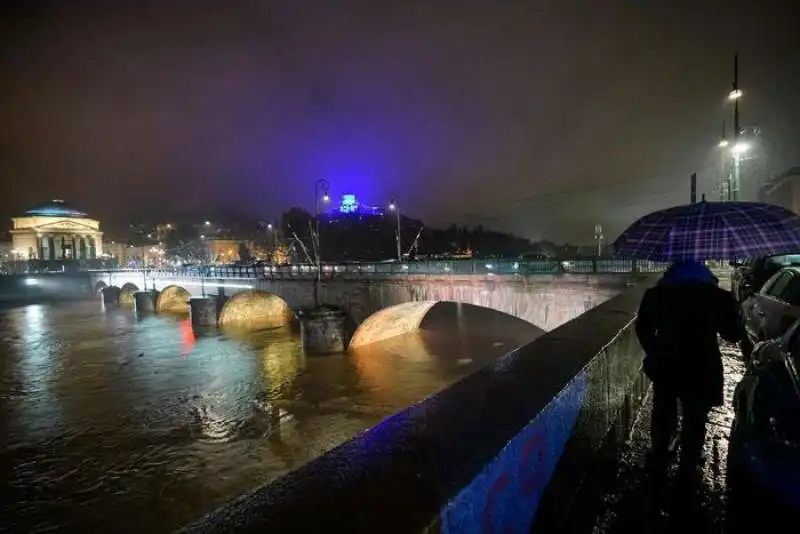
[{"left": 440, "top": 370, "right": 588, "bottom": 534}]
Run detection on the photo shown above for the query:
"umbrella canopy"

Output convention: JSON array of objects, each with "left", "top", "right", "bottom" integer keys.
[{"left": 613, "top": 201, "right": 800, "bottom": 261}]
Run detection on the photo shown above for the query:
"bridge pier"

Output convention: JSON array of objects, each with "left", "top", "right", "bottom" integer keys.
[
  {"left": 101, "top": 286, "right": 120, "bottom": 305},
  {"left": 298, "top": 307, "right": 347, "bottom": 355},
  {"left": 190, "top": 297, "right": 219, "bottom": 327},
  {"left": 133, "top": 290, "right": 157, "bottom": 314}
]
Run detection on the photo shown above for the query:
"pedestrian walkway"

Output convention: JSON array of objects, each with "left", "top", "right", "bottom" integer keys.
[{"left": 592, "top": 343, "right": 746, "bottom": 534}]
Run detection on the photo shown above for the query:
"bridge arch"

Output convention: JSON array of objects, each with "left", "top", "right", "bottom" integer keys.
[
  {"left": 350, "top": 301, "right": 545, "bottom": 349},
  {"left": 218, "top": 290, "right": 293, "bottom": 331},
  {"left": 119, "top": 283, "right": 139, "bottom": 305},
  {"left": 156, "top": 285, "right": 191, "bottom": 313}
]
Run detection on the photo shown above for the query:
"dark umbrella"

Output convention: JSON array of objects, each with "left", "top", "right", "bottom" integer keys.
[{"left": 613, "top": 201, "right": 800, "bottom": 262}]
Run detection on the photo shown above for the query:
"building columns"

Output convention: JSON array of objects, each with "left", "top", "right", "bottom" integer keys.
[{"left": 26, "top": 233, "right": 99, "bottom": 262}]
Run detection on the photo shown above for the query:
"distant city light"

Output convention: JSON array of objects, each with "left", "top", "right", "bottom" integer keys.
[
  {"left": 200, "top": 235, "right": 205, "bottom": 239},
  {"left": 204, "top": 221, "right": 211, "bottom": 226},
  {"left": 267, "top": 223, "right": 273, "bottom": 230},
  {"left": 728, "top": 88, "right": 743, "bottom": 101}
]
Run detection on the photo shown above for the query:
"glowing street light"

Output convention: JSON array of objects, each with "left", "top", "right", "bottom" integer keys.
[
  {"left": 266, "top": 223, "right": 273, "bottom": 230},
  {"left": 204, "top": 221, "right": 211, "bottom": 226},
  {"left": 388, "top": 199, "right": 401, "bottom": 261},
  {"left": 731, "top": 141, "right": 750, "bottom": 155},
  {"left": 718, "top": 138, "right": 729, "bottom": 148},
  {"left": 728, "top": 88, "right": 743, "bottom": 101}
]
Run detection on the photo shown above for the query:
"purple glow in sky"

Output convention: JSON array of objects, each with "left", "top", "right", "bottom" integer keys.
[{"left": 0, "top": 0, "right": 798, "bottom": 242}]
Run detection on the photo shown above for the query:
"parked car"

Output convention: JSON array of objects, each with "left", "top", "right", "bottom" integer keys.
[
  {"left": 728, "top": 320, "right": 800, "bottom": 520},
  {"left": 741, "top": 266, "right": 800, "bottom": 342},
  {"left": 733, "top": 255, "right": 800, "bottom": 302},
  {"left": 731, "top": 257, "right": 780, "bottom": 302}
]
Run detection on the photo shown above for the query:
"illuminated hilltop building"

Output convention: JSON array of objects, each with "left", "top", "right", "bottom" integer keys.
[{"left": 325, "top": 194, "right": 385, "bottom": 219}]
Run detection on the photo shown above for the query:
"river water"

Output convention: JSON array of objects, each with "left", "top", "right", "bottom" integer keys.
[{"left": 0, "top": 300, "right": 536, "bottom": 533}]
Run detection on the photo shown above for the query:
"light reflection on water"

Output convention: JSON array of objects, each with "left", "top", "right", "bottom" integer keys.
[{"left": 0, "top": 300, "right": 533, "bottom": 533}]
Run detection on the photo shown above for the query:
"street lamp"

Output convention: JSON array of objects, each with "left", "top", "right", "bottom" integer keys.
[
  {"left": 313, "top": 179, "right": 330, "bottom": 307},
  {"left": 388, "top": 199, "right": 402, "bottom": 261},
  {"left": 266, "top": 223, "right": 278, "bottom": 262},
  {"left": 594, "top": 223, "right": 604, "bottom": 258},
  {"left": 314, "top": 179, "right": 330, "bottom": 263},
  {"left": 731, "top": 141, "right": 750, "bottom": 155}
]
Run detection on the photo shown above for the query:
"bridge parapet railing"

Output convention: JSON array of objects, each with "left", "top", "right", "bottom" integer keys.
[
  {"left": 179, "top": 281, "right": 653, "bottom": 534},
  {"left": 116, "top": 257, "right": 670, "bottom": 280}
]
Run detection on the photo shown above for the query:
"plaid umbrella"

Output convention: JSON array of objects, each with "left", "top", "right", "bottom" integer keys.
[{"left": 613, "top": 201, "right": 800, "bottom": 261}]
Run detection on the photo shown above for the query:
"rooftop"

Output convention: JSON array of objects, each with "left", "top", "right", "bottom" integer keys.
[{"left": 23, "top": 199, "right": 89, "bottom": 218}]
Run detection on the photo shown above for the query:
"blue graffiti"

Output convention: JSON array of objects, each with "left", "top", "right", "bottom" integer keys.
[{"left": 441, "top": 370, "right": 588, "bottom": 534}]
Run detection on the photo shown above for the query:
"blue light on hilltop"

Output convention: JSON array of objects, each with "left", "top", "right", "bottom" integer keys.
[
  {"left": 339, "top": 194, "right": 358, "bottom": 214},
  {"left": 328, "top": 194, "right": 385, "bottom": 218}
]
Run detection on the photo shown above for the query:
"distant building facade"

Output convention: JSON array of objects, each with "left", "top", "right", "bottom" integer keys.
[
  {"left": 104, "top": 241, "right": 166, "bottom": 268},
  {"left": 205, "top": 239, "right": 253, "bottom": 263},
  {"left": 0, "top": 241, "right": 12, "bottom": 262},
  {"left": 760, "top": 167, "right": 800, "bottom": 214},
  {"left": 10, "top": 200, "right": 103, "bottom": 261}
]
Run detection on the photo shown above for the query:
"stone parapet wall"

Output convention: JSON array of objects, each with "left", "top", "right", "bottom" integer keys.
[{"left": 177, "top": 279, "right": 654, "bottom": 533}]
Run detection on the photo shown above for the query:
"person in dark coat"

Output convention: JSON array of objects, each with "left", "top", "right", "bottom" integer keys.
[{"left": 635, "top": 260, "right": 752, "bottom": 471}]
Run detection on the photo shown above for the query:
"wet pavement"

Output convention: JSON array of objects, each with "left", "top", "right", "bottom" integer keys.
[{"left": 593, "top": 343, "right": 746, "bottom": 534}]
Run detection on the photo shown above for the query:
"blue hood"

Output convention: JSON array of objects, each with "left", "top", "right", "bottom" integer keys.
[{"left": 659, "top": 260, "right": 718, "bottom": 286}]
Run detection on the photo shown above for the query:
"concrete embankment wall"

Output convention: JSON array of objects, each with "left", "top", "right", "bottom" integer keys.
[{"left": 179, "top": 279, "right": 654, "bottom": 534}]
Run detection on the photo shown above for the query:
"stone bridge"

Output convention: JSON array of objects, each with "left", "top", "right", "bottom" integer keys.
[{"left": 89, "top": 269, "right": 644, "bottom": 348}]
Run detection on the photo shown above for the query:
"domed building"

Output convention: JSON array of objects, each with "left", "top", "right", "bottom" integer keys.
[{"left": 10, "top": 200, "right": 103, "bottom": 261}]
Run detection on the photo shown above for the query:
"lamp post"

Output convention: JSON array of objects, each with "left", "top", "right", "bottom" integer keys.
[
  {"left": 388, "top": 199, "right": 402, "bottom": 261},
  {"left": 718, "top": 120, "right": 730, "bottom": 201},
  {"left": 314, "top": 179, "right": 331, "bottom": 263},
  {"left": 728, "top": 53, "right": 743, "bottom": 200},
  {"left": 199, "top": 234, "right": 206, "bottom": 297},
  {"left": 593, "top": 223, "right": 604, "bottom": 258},
  {"left": 313, "top": 179, "right": 330, "bottom": 307},
  {"left": 142, "top": 248, "right": 148, "bottom": 291},
  {"left": 731, "top": 55, "right": 742, "bottom": 201},
  {"left": 266, "top": 223, "right": 278, "bottom": 263}
]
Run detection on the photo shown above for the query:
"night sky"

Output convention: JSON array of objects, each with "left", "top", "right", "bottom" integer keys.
[{"left": 1, "top": 0, "right": 798, "bottom": 242}]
